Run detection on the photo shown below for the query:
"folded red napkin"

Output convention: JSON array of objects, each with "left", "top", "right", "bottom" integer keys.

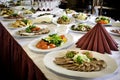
[{"left": 76, "top": 23, "right": 119, "bottom": 54}]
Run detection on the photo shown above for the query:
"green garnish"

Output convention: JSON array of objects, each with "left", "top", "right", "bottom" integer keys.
[
  {"left": 66, "top": 51, "right": 77, "bottom": 58},
  {"left": 42, "top": 34, "right": 64, "bottom": 47},
  {"left": 61, "top": 15, "right": 69, "bottom": 21},
  {"left": 73, "top": 53, "right": 90, "bottom": 64},
  {"left": 75, "top": 56, "right": 84, "bottom": 64},
  {"left": 22, "top": 19, "right": 29, "bottom": 25},
  {"left": 25, "top": 25, "right": 36, "bottom": 33},
  {"left": 12, "top": 13, "right": 18, "bottom": 16}
]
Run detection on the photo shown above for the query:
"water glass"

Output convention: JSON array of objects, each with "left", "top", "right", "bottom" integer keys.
[
  {"left": 31, "top": 0, "right": 39, "bottom": 11},
  {"left": 38, "top": 0, "right": 61, "bottom": 11}
]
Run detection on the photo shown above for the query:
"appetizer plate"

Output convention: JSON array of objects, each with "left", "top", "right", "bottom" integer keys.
[
  {"left": 28, "top": 34, "right": 73, "bottom": 53},
  {"left": 43, "top": 49, "right": 118, "bottom": 78},
  {"left": 90, "top": 16, "right": 115, "bottom": 26},
  {"left": 72, "top": 13, "right": 90, "bottom": 23},
  {"left": 7, "top": 19, "right": 33, "bottom": 29},
  {"left": 7, "top": 22, "right": 26, "bottom": 29},
  {"left": 52, "top": 16, "right": 75, "bottom": 26},
  {"left": 12, "top": 25, "right": 55, "bottom": 38},
  {"left": 105, "top": 27, "right": 120, "bottom": 36},
  {"left": 68, "top": 23, "right": 94, "bottom": 34}
]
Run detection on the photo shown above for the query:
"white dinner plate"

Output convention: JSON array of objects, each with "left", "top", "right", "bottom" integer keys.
[
  {"left": 105, "top": 27, "right": 120, "bottom": 36},
  {"left": 7, "top": 22, "right": 27, "bottom": 29},
  {"left": 68, "top": 23, "right": 94, "bottom": 34},
  {"left": 75, "top": 16, "right": 90, "bottom": 23},
  {"left": 12, "top": 25, "right": 55, "bottom": 38},
  {"left": 52, "top": 16, "right": 75, "bottom": 26},
  {"left": 90, "top": 15, "right": 115, "bottom": 26},
  {"left": 28, "top": 34, "right": 74, "bottom": 53},
  {"left": 43, "top": 49, "right": 118, "bottom": 78}
]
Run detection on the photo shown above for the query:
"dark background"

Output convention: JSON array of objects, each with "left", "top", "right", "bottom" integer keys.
[{"left": 59, "top": 0, "right": 120, "bottom": 21}]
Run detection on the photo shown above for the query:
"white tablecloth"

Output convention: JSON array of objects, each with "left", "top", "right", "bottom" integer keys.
[{"left": 0, "top": 9, "right": 120, "bottom": 80}]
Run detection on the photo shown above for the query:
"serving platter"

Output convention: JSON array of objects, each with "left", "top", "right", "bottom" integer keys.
[{"left": 43, "top": 49, "right": 118, "bottom": 78}]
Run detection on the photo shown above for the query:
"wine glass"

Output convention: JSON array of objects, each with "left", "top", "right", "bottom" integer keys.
[
  {"left": 31, "top": 0, "right": 39, "bottom": 12},
  {"left": 21, "top": 0, "right": 32, "bottom": 10},
  {"left": 38, "top": 0, "right": 47, "bottom": 11},
  {"left": 0, "top": 0, "right": 8, "bottom": 7}
]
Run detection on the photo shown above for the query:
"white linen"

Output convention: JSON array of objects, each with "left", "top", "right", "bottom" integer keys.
[{"left": 0, "top": 8, "right": 120, "bottom": 80}]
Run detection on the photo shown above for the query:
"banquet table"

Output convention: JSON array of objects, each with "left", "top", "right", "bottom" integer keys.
[{"left": 0, "top": 8, "right": 120, "bottom": 80}]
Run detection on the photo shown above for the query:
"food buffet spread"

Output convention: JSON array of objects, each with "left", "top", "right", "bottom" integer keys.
[{"left": 0, "top": 1, "right": 120, "bottom": 80}]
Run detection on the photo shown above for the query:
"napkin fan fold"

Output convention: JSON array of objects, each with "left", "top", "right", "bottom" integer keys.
[{"left": 76, "top": 23, "right": 119, "bottom": 54}]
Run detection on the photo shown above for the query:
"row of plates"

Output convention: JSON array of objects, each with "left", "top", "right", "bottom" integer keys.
[
  {"left": 1, "top": 7, "right": 119, "bottom": 78},
  {"left": 1, "top": 15, "right": 113, "bottom": 26},
  {"left": 10, "top": 23, "right": 120, "bottom": 38},
  {"left": 26, "top": 33, "right": 118, "bottom": 78}
]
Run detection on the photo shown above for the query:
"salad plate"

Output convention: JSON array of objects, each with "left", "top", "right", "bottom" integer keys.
[
  {"left": 12, "top": 25, "right": 55, "bottom": 38},
  {"left": 43, "top": 49, "right": 118, "bottom": 78},
  {"left": 72, "top": 12, "right": 90, "bottom": 23},
  {"left": 90, "top": 15, "right": 115, "bottom": 26},
  {"left": 68, "top": 23, "right": 94, "bottom": 34},
  {"left": 52, "top": 15, "right": 75, "bottom": 26},
  {"left": 7, "top": 19, "right": 32, "bottom": 29},
  {"left": 28, "top": 34, "right": 74, "bottom": 53}
]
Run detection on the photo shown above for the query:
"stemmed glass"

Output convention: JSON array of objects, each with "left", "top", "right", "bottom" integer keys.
[
  {"left": 21, "top": 0, "right": 32, "bottom": 10},
  {"left": 37, "top": 0, "right": 61, "bottom": 11},
  {"left": 38, "top": 0, "right": 47, "bottom": 11},
  {"left": 31, "top": 0, "right": 39, "bottom": 12},
  {"left": 0, "top": 0, "right": 8, "bottom": 8}
]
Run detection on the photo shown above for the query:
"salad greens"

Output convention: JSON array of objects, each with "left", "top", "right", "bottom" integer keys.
[
  {"left": 73, "top": 53, "right": 90, "bottom": 64},
  {"left": 71, "top": 23, "right": 91, "bottom": 31},
  {"left": 61, "top": 15, "right": 69, "bottom": 21},
  {"left": 66, "top": 51, "right": 78, "bottom": 58},
  {"left": 42, "top": 34, "right": 64, "bottom": 47},
  {"left": 22, "top": 19, "right": 29, "bottom": 25},
  {"left": 25, "top": 25, "right": 36, "bottom": 33}
]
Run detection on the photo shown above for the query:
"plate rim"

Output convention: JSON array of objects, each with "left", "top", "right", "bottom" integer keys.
[
  {"left": 12, "top": 25, "right": 55, "bottom": 38},
  {"left": 68, "top": 23, "right": 94, "bottom": 34},
  {"left": 43, "top": 49, "right": 118, "bottom": 78},
  {"left": 28, "top": 33, "right": 74, "bottom": 53},
  {"left": 105, "top": 27, "right": 120, "bottom": 36}
]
